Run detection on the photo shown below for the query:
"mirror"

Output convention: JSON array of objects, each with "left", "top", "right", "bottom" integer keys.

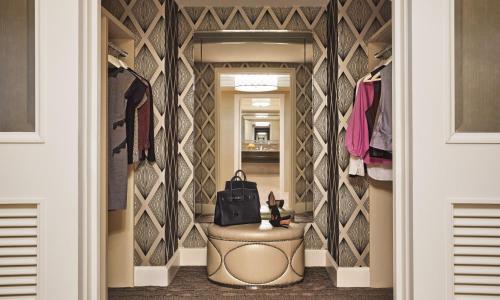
[{"left": 193, "top": 32, "right": 314, "bottom": 222}]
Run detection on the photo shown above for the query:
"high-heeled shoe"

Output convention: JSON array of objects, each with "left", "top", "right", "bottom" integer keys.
[
  {"left": 266, "top": 199, "right": 285, "bottom": 208},
  {"left": 268, "top": 192, "right": 291, "bottom": 228}
]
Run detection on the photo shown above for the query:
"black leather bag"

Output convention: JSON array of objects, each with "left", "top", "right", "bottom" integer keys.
[{"left": 215, "top": 173, "right": 261, "bottom": 226}]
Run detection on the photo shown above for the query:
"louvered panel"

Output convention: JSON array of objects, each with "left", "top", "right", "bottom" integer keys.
[
  {"left": 0, "top": 296, "right": 36, "bottom": 300},
  {"left": 456, "top": 296, "right": 500, "bottom": 300},
  {"left": 455, "top": 285, "right": 500, "bottom": 295},
  {"left": 0, "top": 266, "right": 37, "bottom": 276},
  {"left": 454, "top": 207, "right": 500, "bottom": 217},
  {"left": 0, "top": 208, "right": 37, "bottom": 218},
  {"left": 453, "top": 203, "right": 500, "bottom": 298},
  {"left": 0, "top": 237, "right": 37, "bottom": 247},
  {"left": 0, "top": 218, "right": 37, "bottom": 227},
  {"left": 0, "top": 204, "right": 38, "bottom": 298},
  {"left": 454, "top": 236, "right": 500, "bottom": 246},
  {"left": 0, "top": 276, "right": 37, "bottom": 285},
  {"left": 455, "top": 265, "right": 500, "bottom": 275},
  {"left": 455, "top": 256, "right": 500, "bottom": 266},
  {"left": 0, "top": 257, "right": 37, "bottom": 266},
  {"left": 0, "top": 285, "right": 36, "bottom": 295},
  {"left": 0, "top": 247, "right": 37, "bottom": 257},
  {"left": 0, "top": 228, "right": 37, "bottom": 237},
  {"left": 453, "top": 217, "right": 500, "bottom": 227},
  {"left": 454, "top": 246, "right": 500, "bottom": 256},
  {"left": 454, "top": 227, "right": 500, "bottom": 236},
  {"left": 455, "top": 275, "right": 500, "bottom": 285}
]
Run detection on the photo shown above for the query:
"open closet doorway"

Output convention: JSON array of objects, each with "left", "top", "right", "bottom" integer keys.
[{"left": 84, "top": 1, "right": 411, "bottom": 299}]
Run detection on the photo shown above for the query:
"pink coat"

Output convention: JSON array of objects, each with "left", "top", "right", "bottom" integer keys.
[{"left": 345, "top": 81, "right": 390, "bottom": 166}]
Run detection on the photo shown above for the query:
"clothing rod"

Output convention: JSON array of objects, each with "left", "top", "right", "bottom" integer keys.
[
  {"left": 108, "top": 42, "right": 128, "bottom": 58},
  {"left": 374, "top": 46, "right": 392, "bottom": 59}
]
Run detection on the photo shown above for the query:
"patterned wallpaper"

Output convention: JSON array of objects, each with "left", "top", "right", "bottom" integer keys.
[
  {"left": 327, "top": 0, "right": 340, "bottom": 267},
  {"left": 336, "top": 0, "right": 391, "bottom": 267},
  {"left": 177, "top": 6, "right": 330, "bottom": 251},
  {"left": 102, "top": 0, "right": 177, "bottom": 266},
  {"left": 191, "top": 62, "right": 313, "bottom": 213}
]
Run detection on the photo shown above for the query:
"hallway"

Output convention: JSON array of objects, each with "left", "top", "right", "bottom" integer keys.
[{"left": 109, "top": 267, "right": 393, "bottom": 299}]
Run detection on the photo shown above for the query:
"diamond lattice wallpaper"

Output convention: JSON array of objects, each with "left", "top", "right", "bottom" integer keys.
[
  {"left": 336, "top": 0, "right": 391, "bottom": 267},
  {"left": 177, "top": 6, "right": 329, "bottom": 251},
  {"left": 327, "top": 0, "right": 340, "bottom": 267}
]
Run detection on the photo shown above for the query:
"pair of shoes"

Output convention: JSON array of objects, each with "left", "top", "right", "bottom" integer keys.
[
  {"left": 266, "top": 199, "right": 284, "bottom": 208},
  {"left": 268, "top": 192, "right": 291, "bottom": 228}
]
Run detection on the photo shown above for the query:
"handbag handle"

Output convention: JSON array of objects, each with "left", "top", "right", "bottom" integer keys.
[
  {"left": 229, "top": 175, "right": 244, "bottom": 191},
  {"left": 228, "top": 175, "right": 246, "bottom": 201},
  {"left": 234, "top": 169, "right": 247, "bottom": 181}
]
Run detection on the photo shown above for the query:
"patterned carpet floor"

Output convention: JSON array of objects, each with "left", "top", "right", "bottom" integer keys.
[{"left": 109, "top": 267, "right": 393, "bottom": 300}]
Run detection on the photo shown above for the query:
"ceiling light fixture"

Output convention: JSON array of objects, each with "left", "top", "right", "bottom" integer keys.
[
  {"left": 255, "top": 113, "right": 269, "bottom": 119},
  {"left": 234, "top": 75, "right": 278, "bottom": 92},
  {"left": 251, "top": 98, "right": 271, "bottom": 107}
]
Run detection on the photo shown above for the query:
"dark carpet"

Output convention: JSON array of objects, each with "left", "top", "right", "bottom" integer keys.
[{"left": 109, "top": 267, "right": 393, "bottom": 300}]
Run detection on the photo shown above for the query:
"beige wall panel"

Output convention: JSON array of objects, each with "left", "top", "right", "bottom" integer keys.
[{"left": 369, "top": 180, "right": 393, "bottom": 288}]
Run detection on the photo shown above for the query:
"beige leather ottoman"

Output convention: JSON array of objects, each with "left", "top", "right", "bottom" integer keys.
[{"left": 207, "top": 221, "right": 305, "bottom": 286}]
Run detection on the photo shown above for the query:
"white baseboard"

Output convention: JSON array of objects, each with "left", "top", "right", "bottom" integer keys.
[
  {"left": 305, "top": 249, "right": 327, "bottom": 267},
  {"left": 134, "top": 250, "right": 180, "bottom": 287},
  {"left": 135, "top": 248, "right": 369, "bottom": 288},
  {"left": 336, "top": 267, "right": 370, "bottom": 287},
  {"left": 180, "top": 247, "right": 328, "bottom": 267},
  {"left": 180, "top": 248, "right": 207, "bottom": 266},
  {"left": 325, "top": 250, "right": 338, "bottom": 286}
]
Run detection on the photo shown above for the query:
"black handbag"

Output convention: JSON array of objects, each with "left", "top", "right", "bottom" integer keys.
[{"left": 214, "top": 173, "right": 261, "bottom": 226}]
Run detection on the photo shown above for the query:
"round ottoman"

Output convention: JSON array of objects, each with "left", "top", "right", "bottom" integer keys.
[{"left": 207, "top": 221, "right": 305, "bottom": 286}]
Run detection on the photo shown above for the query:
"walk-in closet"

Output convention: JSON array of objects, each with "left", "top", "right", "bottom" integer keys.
[
  {"left": 100, "top": 7, "right": 157, "bottom": 290},
  {"left": 99, "top": 0, "right": 396, "bottom": 297},
  {"left": 345, "top": 19, "right": 393, "bottom": 287}
]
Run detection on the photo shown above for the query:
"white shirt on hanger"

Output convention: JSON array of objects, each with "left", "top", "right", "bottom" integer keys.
[{"left": 367, "top": 164, "right": 393, "bottom": 181}]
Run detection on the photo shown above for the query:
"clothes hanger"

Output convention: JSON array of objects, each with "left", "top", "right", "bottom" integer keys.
[
  {"left": 107, "top": 54, "right": 128, "bottom": 69},
  {"left": 363, "top": 56, "right": 392, "bottom": 82},
  {"left": 108, "top": 42, "right": 128, "bottom": 58},
  {"left": 374, "top": 45, "right": 392, "bottom": 59}
]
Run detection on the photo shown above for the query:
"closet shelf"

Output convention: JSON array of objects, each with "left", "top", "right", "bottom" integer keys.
[
  {"left": 368, "top": 20, "right": 392, "bottom": 44},
  {"left": 102, "top": 8, "right": 135, "bottom": 40}
]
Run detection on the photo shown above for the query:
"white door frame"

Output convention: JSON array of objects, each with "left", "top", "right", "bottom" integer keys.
[
  {"left": 79, "top": 0, "right": 102, "bottom": 299},
  {"left": 79, "top": 1, "right": 413, "bottom": 300},
  {"left": 392, "top": 0, "right": 413, "bottom": 299}
]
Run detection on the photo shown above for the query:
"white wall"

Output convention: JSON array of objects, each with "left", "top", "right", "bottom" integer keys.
[
  {"left": 244, "top": 119, "right": 253, "bottom": 140},
  {"left": 270, "top": 120, "right": 280, "bottom": 141},
  {"left": 219, "top": 91, "right": 236, "bottom": 189}
]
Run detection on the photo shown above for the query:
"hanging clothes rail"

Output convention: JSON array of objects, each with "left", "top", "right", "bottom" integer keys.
[{"left": 108, "top": 41, "right": 128, "bottom": 58}]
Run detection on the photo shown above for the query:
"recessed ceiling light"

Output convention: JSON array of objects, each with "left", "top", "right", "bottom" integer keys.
[
  {"left": 252, "top": 98, "right": 271, "bottom": 107},
  {"left": 234, "top": 75, "right": 278, "bottom": 92}
]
